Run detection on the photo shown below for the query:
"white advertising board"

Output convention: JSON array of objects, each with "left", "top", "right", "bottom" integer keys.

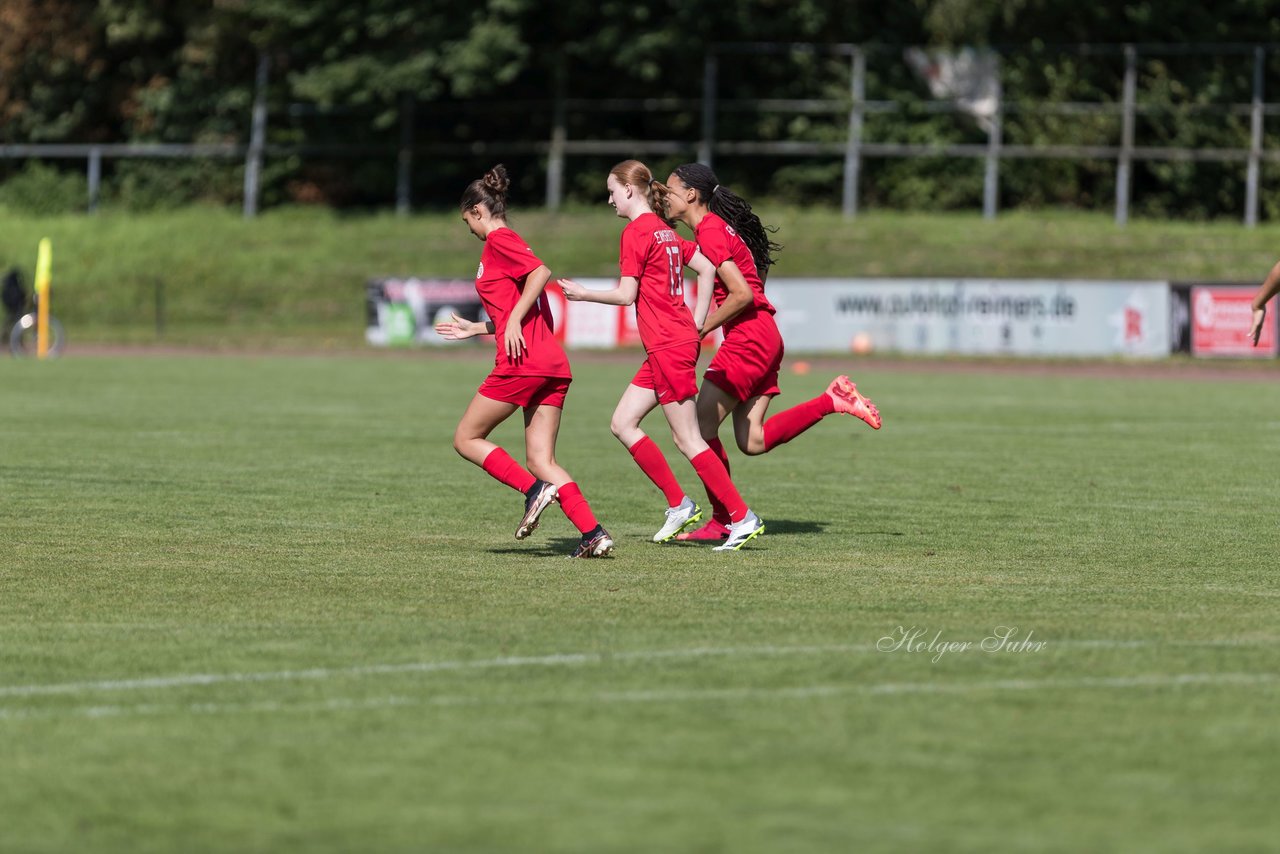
[
  {"left": 767, "top": 279, "right": 1171, "bottom": 358},
  {"left": 367, "top": 277, "right": 1173, "bottom": 358}
]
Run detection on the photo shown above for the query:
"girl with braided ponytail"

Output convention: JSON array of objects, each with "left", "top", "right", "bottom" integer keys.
[
  {"left": 660, "top": 163, "right": 881, "bottom": 542},
  {"left": 560, "top": 160, "right": 765, "bottom": 551},
  {"left": 435, "top": 164, "right": 614, "bottom": 558}
]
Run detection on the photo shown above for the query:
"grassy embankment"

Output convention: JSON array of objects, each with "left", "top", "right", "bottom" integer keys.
[{"left": 1, "top": 205, "right": 1275, "bottom": 348}]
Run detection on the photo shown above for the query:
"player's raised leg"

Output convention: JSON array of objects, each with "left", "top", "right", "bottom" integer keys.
[{"left": 730, "top": 376, "right": 881, "bottom": 458}]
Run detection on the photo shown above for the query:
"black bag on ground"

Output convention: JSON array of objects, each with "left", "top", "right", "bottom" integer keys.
[{"left": 2, "top": 267, "right": 27, "bottom": 329}]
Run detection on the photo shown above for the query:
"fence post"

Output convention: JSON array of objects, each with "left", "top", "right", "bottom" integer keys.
[
  {"left": 396, "top": 93, "right": 414, "bottom": 216},
  {"left": 87, "top": 147, "right": 101, "bottom": 214},
  {"left": 699, "top": 52, "right": 718, "bottom": 168},
  {"left": 154, "top": 277, "right": 165, "bottom": 338},
  {"left": 243, "top": 51, "right": 269, "bottom": 219},
  {"left": 546, "top": 55, "right": 567, "bottom": 212},
  {"left": 1115, "top": 44, "right": 1136, "bottom": 226},
  {"left": 1246, "top": 46, "right": 1265, "bottom": 228},
  {"left": 983, "top": 70, "right": 1003, "bottom": 220},
  {"left": 842, "top": 47, "right": 865, "bottom": 220}
]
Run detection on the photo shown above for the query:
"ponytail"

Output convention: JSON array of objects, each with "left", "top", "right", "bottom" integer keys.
[{"left": 650, "top": 178, "right": 675, "bottom": 222}]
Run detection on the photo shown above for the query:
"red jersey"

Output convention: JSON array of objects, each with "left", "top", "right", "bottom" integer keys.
[
  {"left": 694, "top": 211, "right": 776, "bottom": 335},
  {"left": 619, "top": 212, "right": 700, "bottom": 353},
  {"left": 474, "top": 227, "right": 571, "bottom": 378}
]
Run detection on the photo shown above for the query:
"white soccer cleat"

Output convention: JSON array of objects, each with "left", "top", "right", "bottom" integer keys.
[
  {"left": 652, "top": 496, "right": 703, "bottom": 543},
  {"left": 712, "top": 509, "right": 765, "bottom": 552}
]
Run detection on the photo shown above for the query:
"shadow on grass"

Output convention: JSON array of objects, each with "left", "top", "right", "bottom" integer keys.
[
  {"left": 655, "top": 517, "right": 824, "bottom": 548},
  {"left": 485, "top": 520, "right": 901, "bottom": 555},
  {"left": 769, "top": 518, "right": 907, "bottom": 537},
  {"left": 762, "top": 518, "right": 828, "bottom": 536},
  {"left": 487, "top": 537, "right": 582, "bottom": 557}
]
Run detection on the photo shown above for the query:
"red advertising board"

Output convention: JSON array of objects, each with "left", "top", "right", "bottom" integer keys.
[{"left": 1191, "top": 285, "right": 1277, "bottom": 357}]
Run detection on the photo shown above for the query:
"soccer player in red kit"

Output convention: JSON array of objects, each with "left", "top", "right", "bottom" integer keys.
[
  {"left": 659, "top": 163, "right": 881, "bottom": 541},
  {"left": 435, "top": 164, "right": 613, "bottom": 558},
  {"left": 559, "top": 160, "right": 765, "bottom": 551}
]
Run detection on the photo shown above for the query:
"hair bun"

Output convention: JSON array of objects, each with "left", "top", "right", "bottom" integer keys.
[{"left": 483, "top": 164, "right": 510, "bottom": 195}]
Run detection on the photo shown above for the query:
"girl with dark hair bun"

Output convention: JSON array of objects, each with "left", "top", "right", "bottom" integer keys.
[
  {"left": 661, "top": 164, "right": 882, "bottom": 542},
  {"left": 559, "top": 160, "right": 765, "bottom": 551},
  {"left": 436, "top": 164, "right": 614, "bottom": 558},
  {"left": 459, "top": 163, "right": 512, "bottom": 220}
]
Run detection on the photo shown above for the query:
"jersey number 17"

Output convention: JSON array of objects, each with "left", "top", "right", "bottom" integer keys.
[{"left": 664, "top": 245, "right": 684, "bottom": 298}]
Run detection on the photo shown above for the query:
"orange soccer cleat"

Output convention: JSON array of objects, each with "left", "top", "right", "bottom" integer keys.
[{"left": 826, "top": 375, "right": 881, "bottom": 430}]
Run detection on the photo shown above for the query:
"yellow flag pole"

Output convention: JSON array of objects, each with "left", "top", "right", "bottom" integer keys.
[{"left": 34, "top": 238, "right": 51, "bottom": 359}]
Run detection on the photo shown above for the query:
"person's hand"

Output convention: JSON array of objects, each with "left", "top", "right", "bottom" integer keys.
[
  {"left": 558, "top": 278, "right": 588, "bottom": 301},
  {"left": 1247, "top": 305, "right": 1267, "bottom": 347},
  {"left": 435, "top": 313, "right": 478, "bottom": 340},
  {"left": 504, "top": 322, "right": 526, "bottom": 362}
]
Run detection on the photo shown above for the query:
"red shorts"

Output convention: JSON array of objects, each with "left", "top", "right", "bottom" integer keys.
[
  {"left": 704, "top": 311, "right": 784, "bottom": 401},
  {"left": 631, "top": 341, "right": 699, "bottom": 404},
  {"left": 478, "top": 374, "right": 571, "bottom": 409}
]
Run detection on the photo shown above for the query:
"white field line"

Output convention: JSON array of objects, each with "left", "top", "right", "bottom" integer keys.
[
  {"left": 0, "top": 638, "right": 1275, "bottom": 700},
  {"left": 1202, "top": 585, "right": 1280, "bottom": 599},
  {"left": 0, "top": 672, "right": 1276, "bottom": 722},
  {"left": 0, "top": 645, "right": 865, "bottom": 699}
]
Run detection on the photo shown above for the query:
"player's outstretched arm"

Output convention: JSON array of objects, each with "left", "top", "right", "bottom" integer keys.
[
  {"left": 559, "top": 277, "right": 639, "bottom": 307},
  {"left": 1247, "top": 260, "right": 1280, "bottom": 346},
  {"left": 435, "top": 313, "right": 492, "bottom": 340}
]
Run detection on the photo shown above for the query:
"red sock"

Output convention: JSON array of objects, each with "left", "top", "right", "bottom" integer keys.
[
  {"left": 480, "top": 447, "right": 536, "bottom": 494},
  {"left": 556, "top": 482, "right": 599, "bottom": 534},
  {"left": 762, "top": 394, "right": 835, "bottom": 451},
  {"left": 704, "top": 437, "right": 733, "bottom": 525},
  {"left": 627, "top": 436, "right": 686, "bottom": 507},
  {"left": 690, "top": 449, "right": 747, "bottom": 523}
]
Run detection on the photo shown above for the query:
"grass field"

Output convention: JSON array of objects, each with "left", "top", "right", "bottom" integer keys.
[
  {"left": 3, "top": 205, "right": 1280, "bottom": 348},
  {"left": 1, "top": 350, "right": 1277, "bottom": 852}
]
